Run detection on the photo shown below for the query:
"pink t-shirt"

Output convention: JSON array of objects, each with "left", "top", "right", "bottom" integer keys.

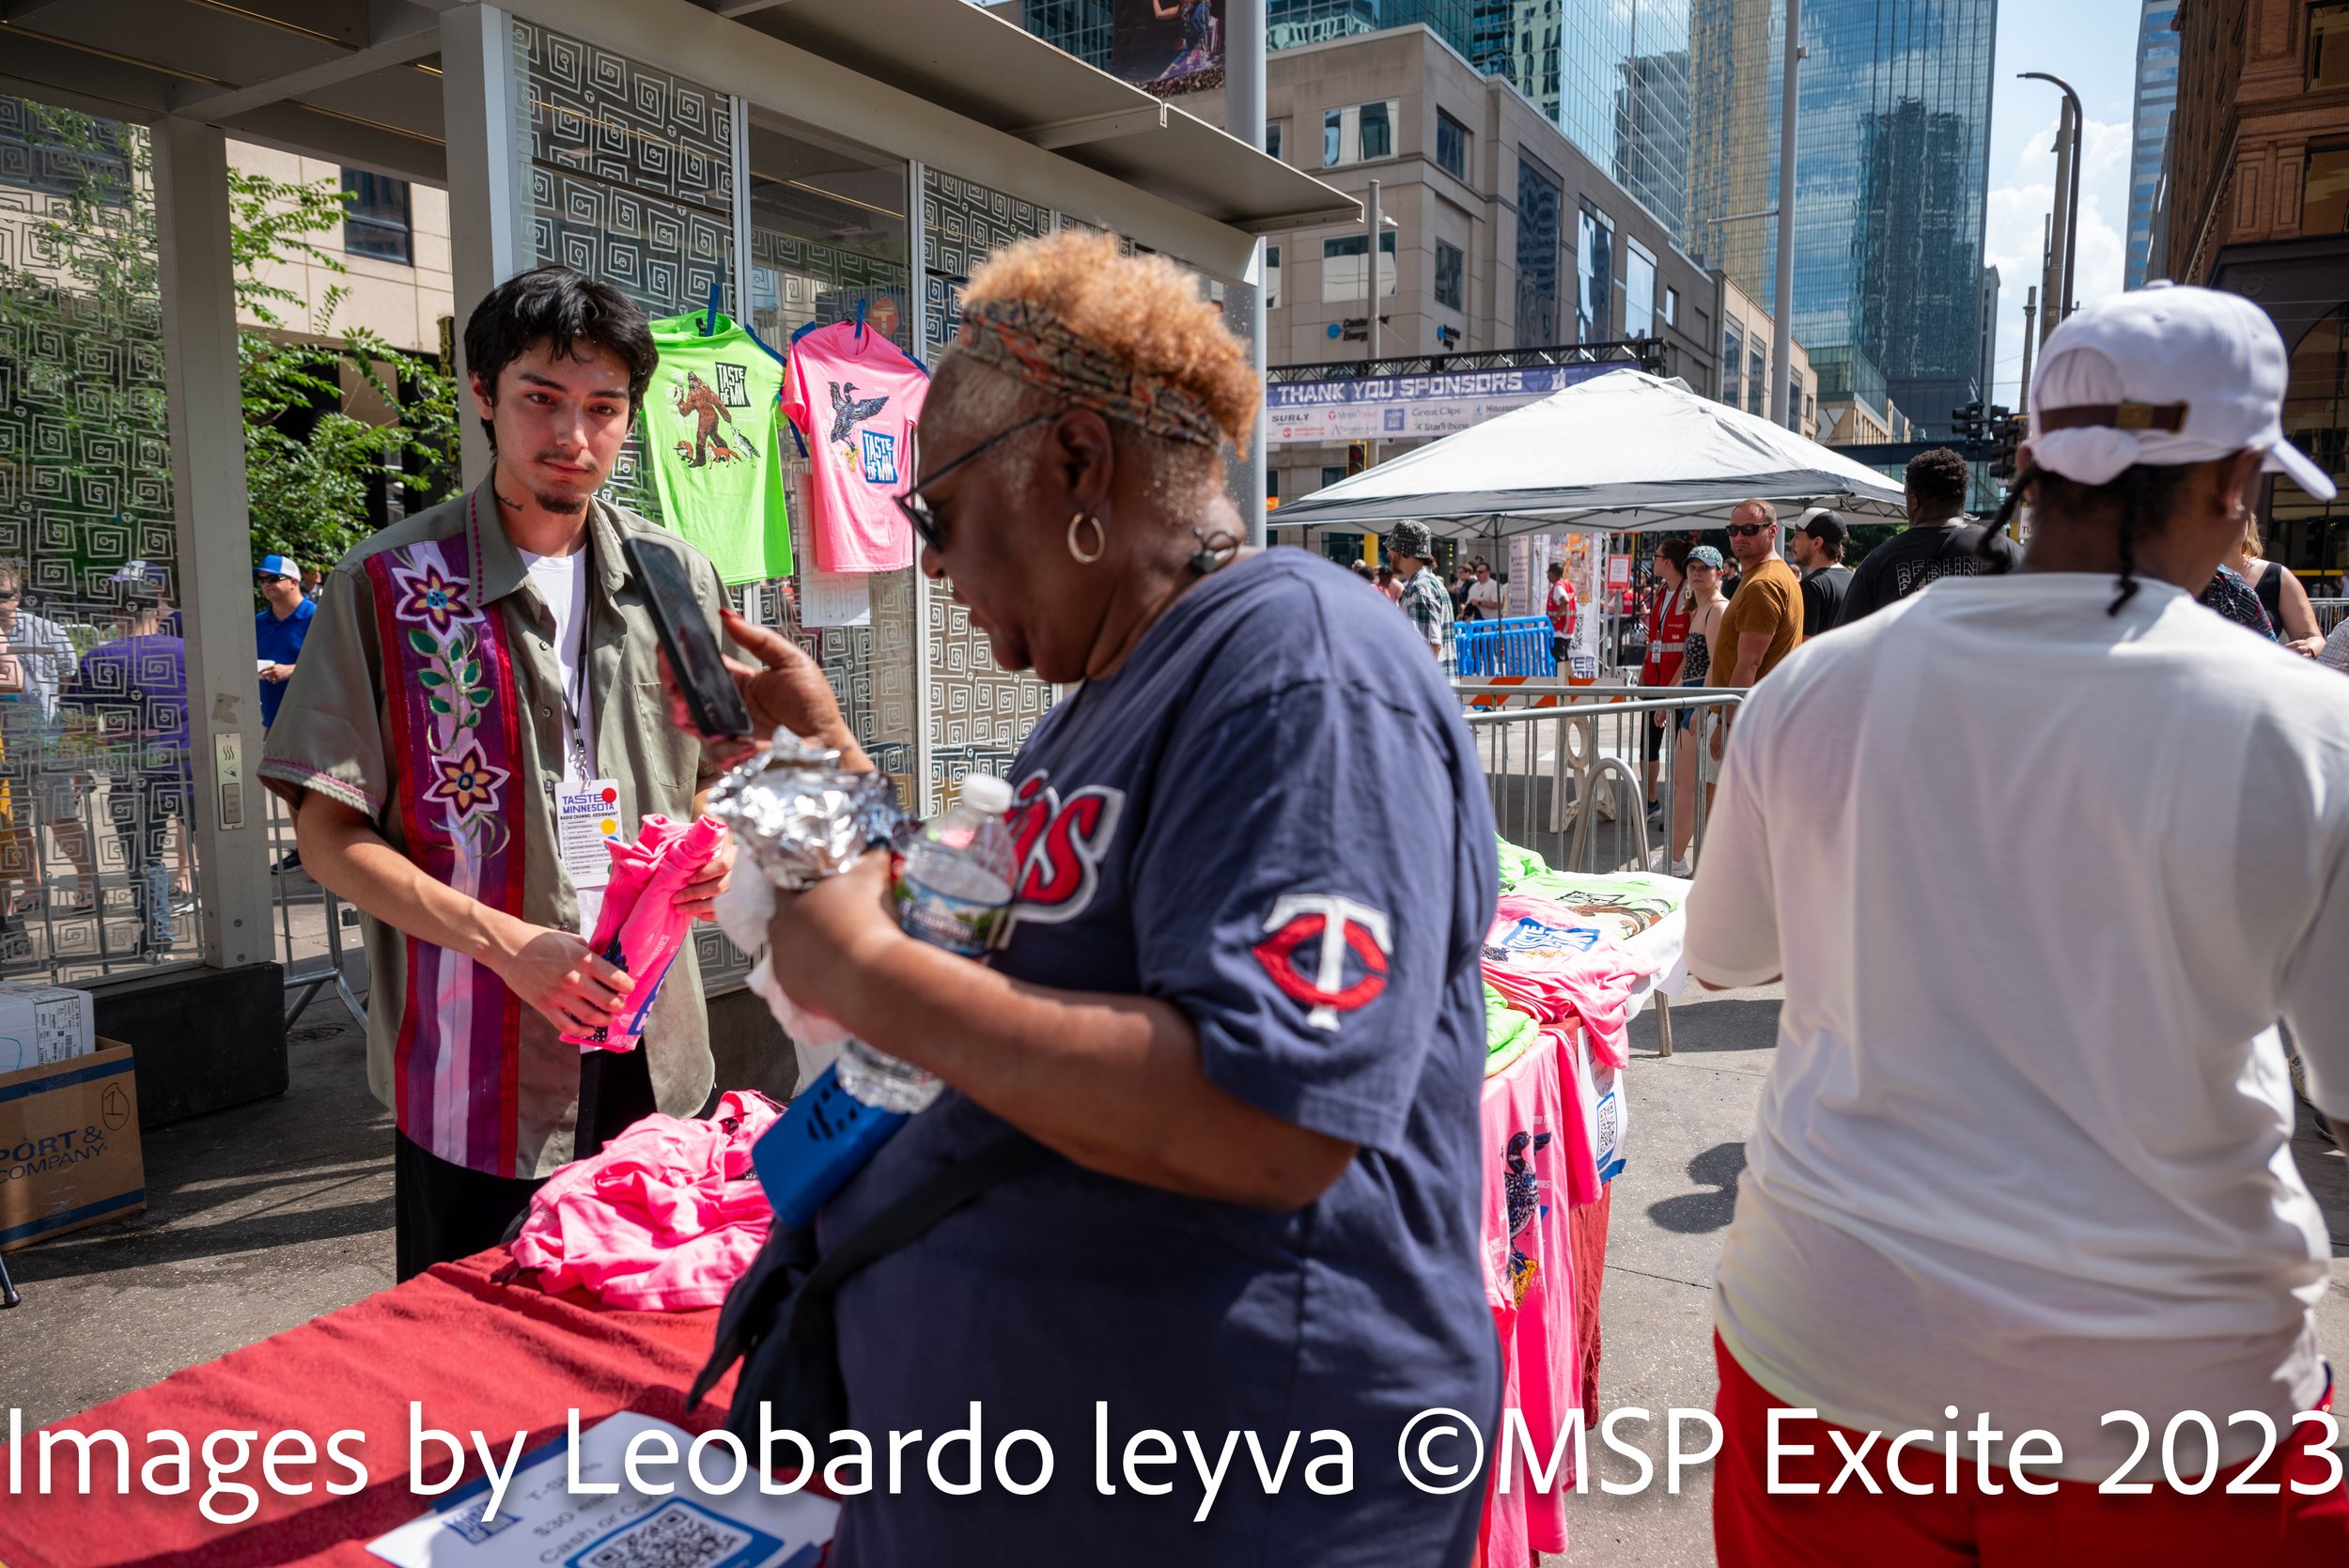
[
  {"left": 781, "top": 321, "right": 927, "bottom": 573},
  {"left": 1479, "top": 1039, "right": 1580, "bottom": 1560}
]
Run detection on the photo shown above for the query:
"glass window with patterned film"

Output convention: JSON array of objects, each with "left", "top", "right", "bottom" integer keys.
[
  {"left": 1436, "top": 110, "right": 1470, "bottom": 180},
  {"left": 1435, "top": 239, "right": 1464, "bottom": 312},
  {"left": 2305, "top": 146, "right": 2349, "bottom": 237},
  {"left": 2310, "top": 5, "right": 2349, "bottom": 91},
  {"left": 342, "top": 171, "right": 412, "bottom": 264}
]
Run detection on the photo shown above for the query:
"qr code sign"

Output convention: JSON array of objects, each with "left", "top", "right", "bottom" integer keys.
[{"left": 568, "top": 1499, "right": 783, "bottom": 1568}]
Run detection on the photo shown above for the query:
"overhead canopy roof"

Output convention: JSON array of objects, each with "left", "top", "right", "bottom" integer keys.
[
  {"left": 731, "top": 0, "right": 1355, "bottom": 229},
  {"left": 0, "top": 0, "right": 1353, "bottom": 230},
  {"left": 1269, "top": 370, "right": 1911, "bottom": 536}
]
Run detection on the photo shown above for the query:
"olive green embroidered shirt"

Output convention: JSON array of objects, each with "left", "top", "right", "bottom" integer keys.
[{"left": 258, "top": 484, "right": 730, "bottom": 1178}]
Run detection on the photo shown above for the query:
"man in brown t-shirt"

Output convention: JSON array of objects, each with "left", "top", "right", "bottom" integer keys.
[{"left": 1712, "top": 498, "right": 1804, "bottom": 761}]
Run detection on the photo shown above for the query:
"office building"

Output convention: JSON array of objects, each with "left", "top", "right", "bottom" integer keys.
[
  {"left": 1687, "top": 0, "right": 1997, "bottom": 434},
  {"left": 2165, "top": 0, "right": 2349, "bottom": 585},
  {"left": 1010, "top": 0, "right": 1697, "bottom": 247},
  {"left": 2126, "top": 1, "right": 2181, "bottom": 287},
  {"left": 1190, "top": 25, "right": 1810, "bottom": 516}
]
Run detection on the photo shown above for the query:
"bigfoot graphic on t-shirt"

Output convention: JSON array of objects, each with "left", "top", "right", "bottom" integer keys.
[{"left": 672, "top": 368, "right": 757, "bottom": 469}]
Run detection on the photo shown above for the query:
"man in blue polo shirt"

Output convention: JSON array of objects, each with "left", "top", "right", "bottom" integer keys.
[{"left": 254, "top": 553, "right": 314, "bottom": 730}]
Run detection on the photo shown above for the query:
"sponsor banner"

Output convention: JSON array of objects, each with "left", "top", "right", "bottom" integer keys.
[{"left": 1266, "top": 364, "right": 1618, "bottom": 444}]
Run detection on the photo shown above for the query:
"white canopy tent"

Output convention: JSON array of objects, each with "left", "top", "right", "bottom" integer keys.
[{"left": 1268, "top": 368, "right": 1909, "bottom": 537}]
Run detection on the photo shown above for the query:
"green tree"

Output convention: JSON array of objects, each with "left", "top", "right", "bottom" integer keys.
[{"left": 0, "top": 101, "right": 458, "bottom": 578}]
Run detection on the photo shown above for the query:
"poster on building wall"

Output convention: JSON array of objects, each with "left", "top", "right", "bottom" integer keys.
[
  {"left": 1112, "top": 0, "right": 1225, "bottom": 96},
  {"left": 1266, "top": 364, "right": 1623, "bottom": 444}
]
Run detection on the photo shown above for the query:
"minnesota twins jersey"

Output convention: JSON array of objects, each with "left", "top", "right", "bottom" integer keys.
[{"left": 817, "top": 550, "right": 1501, "bottom": 1565}]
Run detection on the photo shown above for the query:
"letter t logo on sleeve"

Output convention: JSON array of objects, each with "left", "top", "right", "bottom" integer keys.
[{"left": 1252, "top": 893, "right": 1393, "bottom": 1031}]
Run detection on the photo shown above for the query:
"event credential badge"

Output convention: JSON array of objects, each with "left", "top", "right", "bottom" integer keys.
[
  {"left": 557, "top": 776, "right": 624, "bottom": 937},
  {"left": 366, "top": 1410, "right": 836, "bottom": 1568}
]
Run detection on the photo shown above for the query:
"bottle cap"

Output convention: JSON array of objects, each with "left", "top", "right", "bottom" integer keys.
[{"left": 959, "top": 774, "right": 1013, "bottom": 815}]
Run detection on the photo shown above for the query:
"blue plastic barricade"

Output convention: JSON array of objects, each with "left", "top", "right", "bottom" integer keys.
[{"left": 1452, "top": 614, "right": 1557, "bottom": 677}]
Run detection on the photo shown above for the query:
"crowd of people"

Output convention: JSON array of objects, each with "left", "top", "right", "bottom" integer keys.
[
  {"left": 0, "top": 551, "right": 330, "bottom": 962},
  {"left": 10, "top": 224, "right": 2341, "bottom": 1567}
]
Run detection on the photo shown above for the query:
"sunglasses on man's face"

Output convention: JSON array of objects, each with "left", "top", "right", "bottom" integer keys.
[{"left": 1724, "top": 523, "right": 1771, "bottom": 537}]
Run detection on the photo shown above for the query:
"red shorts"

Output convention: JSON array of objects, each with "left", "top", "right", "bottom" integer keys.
[{"left": 1713, "top": 1333, "right": 2349, "bottom": 1566}]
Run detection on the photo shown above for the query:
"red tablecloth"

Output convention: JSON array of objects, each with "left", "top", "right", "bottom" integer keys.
[{"left": 0, "top": 1250, "right": 739, "bottom": 1567}]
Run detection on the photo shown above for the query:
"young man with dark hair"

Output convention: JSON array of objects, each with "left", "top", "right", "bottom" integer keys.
[
  {"left": 1835, "top": 447, "right": 2021, "bottom": 626},
  {"left": 260, "top": 266, "right": 736, "bottom": 1280},
  {"left": 1789, "top": 507, "right": 1853, "bottom": 637}
]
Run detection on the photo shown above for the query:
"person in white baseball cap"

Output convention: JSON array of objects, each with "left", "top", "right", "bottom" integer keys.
[
  {"left": 1685, "top": 281, "right": 2349, "bottom": 1562},
  {"left": 1976, "top": 280, "right": 2337, "bottom": 609}
]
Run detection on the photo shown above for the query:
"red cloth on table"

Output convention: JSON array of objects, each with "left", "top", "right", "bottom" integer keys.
[
  {"left": 0, "top": 1250, "right": 738, "bottom": 1566},
  {"left": 506, "top": 1089, "right": 780, "bottom": 1311},
  {"left": 1570, "top": 1178, "right": 1611, "bottom": 1419}
]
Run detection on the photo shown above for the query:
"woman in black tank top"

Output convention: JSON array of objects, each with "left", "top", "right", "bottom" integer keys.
[{"left": 2227, "top": 516, "right": 2326, "bottom": 657}]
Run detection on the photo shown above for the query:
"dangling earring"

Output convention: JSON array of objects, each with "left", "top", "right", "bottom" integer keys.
[{"left": 1067, "top": 511, "right": 1106, "bottom": 565}]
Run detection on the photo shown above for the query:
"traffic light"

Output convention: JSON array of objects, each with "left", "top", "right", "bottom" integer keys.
[
  {"left": 1950, "top": 400, "right": 1988, "bottom": 443},
  {"left": 1347, "top": 442, "right": 1366, "bottom": 475}
]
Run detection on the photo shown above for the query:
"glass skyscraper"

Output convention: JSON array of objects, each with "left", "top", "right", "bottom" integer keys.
[
  {"left": 1497, "top": 0, "right": 1693, "bottom": 245},
  {"left": 1688, "top": 0, "right": 1997, "bottom": 431},
  {"left": 2125, "top": 0, "right": 2180, "bottom": 288}
]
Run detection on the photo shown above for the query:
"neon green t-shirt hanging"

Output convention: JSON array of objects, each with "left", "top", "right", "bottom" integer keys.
[{"left": 641, "top": 311, "right": 794, "bottom": 586}]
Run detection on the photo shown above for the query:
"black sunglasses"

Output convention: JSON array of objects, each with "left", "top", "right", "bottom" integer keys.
[
  {"left": 893, "top": 413, "right": 1057, "bottom": 553},
  {"left": 1724, "top": 522, "right": 1772, "bottom": 537}
]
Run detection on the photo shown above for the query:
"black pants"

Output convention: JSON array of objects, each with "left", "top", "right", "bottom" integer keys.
[{"left": 392, "top": 1042, "right": 658, "bottom": 1281}]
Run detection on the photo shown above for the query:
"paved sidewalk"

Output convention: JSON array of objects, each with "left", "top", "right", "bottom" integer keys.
[{"left": 4, "top": 1001, "right": 394, "bottom": 1428}]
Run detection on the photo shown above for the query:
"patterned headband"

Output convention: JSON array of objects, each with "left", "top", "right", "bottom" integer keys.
[{"left": 953, "top": 296, "right": 1224, "bottom": 449}]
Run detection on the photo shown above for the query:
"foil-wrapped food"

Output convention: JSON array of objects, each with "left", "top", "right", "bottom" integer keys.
[{"left": 703, "top": 729, "right": 906, "bottom": 890}]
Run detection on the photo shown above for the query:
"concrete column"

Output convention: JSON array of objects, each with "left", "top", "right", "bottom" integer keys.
[
  {"left": 440, "top": 3, "right": 527, "bottom": 487},
  {"left": 1226, "top": 0, "right": 1267, "bottom": 544},
  {"left": 152, "top": 116, "right": 272, "bottom": 970}
]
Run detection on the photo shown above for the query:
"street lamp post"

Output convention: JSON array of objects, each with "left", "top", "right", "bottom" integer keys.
[
  {"left": 1770, "top": 0, "right": 1802, "bottom": 429},
  {"left": 2020, "top": 71, "right": 2083, "bottom": 336}
]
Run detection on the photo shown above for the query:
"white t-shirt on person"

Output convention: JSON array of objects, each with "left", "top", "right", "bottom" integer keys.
[
  {"left": 1685, "top": 571, "right": 2349, "bottom": 1482},
  {"left": 521, "top": 547, "right": 592, "bottom": 773}
]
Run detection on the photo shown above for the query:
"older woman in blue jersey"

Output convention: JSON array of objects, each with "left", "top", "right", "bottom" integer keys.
[{"left": 691, "top": 231, "right": 1501, "bottom": 1564}]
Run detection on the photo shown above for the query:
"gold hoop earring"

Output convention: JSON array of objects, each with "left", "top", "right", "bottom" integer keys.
[{"left": 1067, "top": 511, "right": 1106, "bottom": 565}]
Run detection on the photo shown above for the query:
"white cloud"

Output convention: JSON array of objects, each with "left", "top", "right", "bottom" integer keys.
[{"left": 1981, "top": 111, "right": 2133, "bottom": 407}]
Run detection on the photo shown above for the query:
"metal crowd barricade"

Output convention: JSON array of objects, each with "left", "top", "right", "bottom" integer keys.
[
  {"left": 1453, "top": 615, "right": 1558, "bottom": 678},
  {"left": 268, "top": 788, "right": 368, "bottom": 1031},
  {"left": 1456, "top": 682, "right": 1748, "bottom": 878},
  {"left": 2310, "top": 598, "right": 2346, "bottom": 636}
]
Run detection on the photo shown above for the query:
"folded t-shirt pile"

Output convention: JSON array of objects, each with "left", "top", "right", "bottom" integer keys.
[{"left": 506, "top": 1090, "right": 782, "bottom": 1312}]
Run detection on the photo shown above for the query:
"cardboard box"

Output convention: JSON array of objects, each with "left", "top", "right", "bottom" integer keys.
[
  {"left": 0, "top": 1040, "right": 144, "bottom": 1252},
  {"left": 0, "top": 983, "right": 95, "bottom": 1073}
]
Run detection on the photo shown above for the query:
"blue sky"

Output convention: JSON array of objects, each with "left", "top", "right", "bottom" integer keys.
[{"left": 1982, "top": 0, "right": 2144, "bottom": 408}]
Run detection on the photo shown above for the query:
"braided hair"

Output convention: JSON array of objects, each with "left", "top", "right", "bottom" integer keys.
[{"left": 1981, "top": 461, "right": 2197, "bottom": 614}]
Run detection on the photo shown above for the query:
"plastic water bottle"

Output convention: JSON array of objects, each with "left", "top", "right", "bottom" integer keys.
[{"left": 834, "top": 774, "right": 1019, "bottom": 1112}]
